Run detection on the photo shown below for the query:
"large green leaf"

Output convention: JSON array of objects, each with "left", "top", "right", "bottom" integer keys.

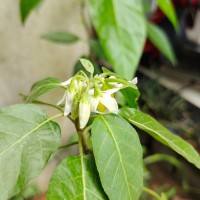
[
  {"left": 147, "top": 22, "right": 176, "bottom": 64},
  {"left": 156, "top": 0, "right": 178, "bottom": 29},
  {"left": 47, "top": 155, "right": 108, "bottom": 200},
  {"left": 26, "top": 77, "right": 61, "bottom": 102},
  {"left": 41, "top": 32, "right": 79, "bottom": 44},
  {"left": 20, "top": 0, "right": 43, "bottom": 23},
  {"left": 89, "top": 0, "right": 146, "bottom": 80},
  {"left": 92, "top": 114, "right": 143, "bottom": 200},
  {"left": 120, "top": 108, "right": 200, "bottom": 169},
  {"left": 0, "top": 104, "right": 61, "bottom": 199}
]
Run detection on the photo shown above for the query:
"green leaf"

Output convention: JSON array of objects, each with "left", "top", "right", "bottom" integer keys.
[
  {"left": 73, "top": 57, "right": 101, "bottom": 76},
  {"left": 88, "top": 39, "right": 107, "bottom": 60},
  {"left": 92, "top": 114, "right": 143, "bottom": 200},
  {"left": 147, "top": 22, "right": 176, "bottom": 64},
  {"left": 80, "top": 58, "right": 94, "bottom": 75},
  {"left": 0, "top": 104, "right": 61, "bottom": 199},
  {"left": 89, "top": 0, "right": 146, "bottom": 80},
  {"left": 20, "top": 0, "right": 43, "bottom": 23},
  {"left": 120, "top": 108, "right": 200, "bottom": 169},
  {"left": 121, "top": 87, "right": 140, "bottom": 108},
  {"left": 156, "top": 0, "right": 178, "bottom": 29},
  {"left": 47, "top": 155, "right": 108, "bottom": 200},
  {"left": 41, "top": 31, "right": 79, "bottom": 44},
  {"left": 26, "top": 77, "right": 61, "bottom": 102}
]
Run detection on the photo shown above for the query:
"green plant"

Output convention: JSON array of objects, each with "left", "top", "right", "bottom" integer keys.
[
  {"left": 0, "top": 59, "right": 200, "bottom": 200},
  {"left": 1, "top": 1, "right": 198, "bottom": 199}
]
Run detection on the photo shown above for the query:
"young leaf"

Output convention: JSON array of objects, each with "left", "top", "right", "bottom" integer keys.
[
  {"left": 92, "top": 114, "right": 143, "bottom": 200},
  {"left": 120, "top": 108, "right": 200, "bottom": 169},
  {"left": 73, "top": 57, "right": 101, "bottom": 76},
  {"left": 26, "top": 77, "right": 61, "bottom": 102},
  {"left": 80, "top": 58, "right": 94, "bottom": 75},
  {"left": 20, "top": 0, "right": 43, "bottom": 23},
  {"left": 147, "top": 22, "right": 176, "bottom": 64},
  {"left": 47, "top": 155, "right": 108, "bottom": 200},
  {"left": 156, "top": 0, "right": 178, "bottom": 30},
  {"left": 89, "top": 0, "right": 146, "bottom": 80},
  {"left": 41, "top": 32, "right": 79, "bottom": 44},
  {"left": 0, "top": 104, "right": 61, "bottom": 199}
]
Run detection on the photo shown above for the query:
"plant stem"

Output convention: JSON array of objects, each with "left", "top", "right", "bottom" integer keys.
[
  {"left": 75, "top": 119, "right": 91, "bottom": 154},
  {"left": 49, "top": 113, "right": 64, "bottom": 120},
  {"left": 80, "top": 0, "right": 91, "bottom": 37},
  {"left": 19, "top": 93, "right": 64, "bottom": 113},
  {"left": 58, "top": 141, "right": 78, "bottom": 150},
  {"left": 142, "top": 187, "right": 161, "bottom": 200}
]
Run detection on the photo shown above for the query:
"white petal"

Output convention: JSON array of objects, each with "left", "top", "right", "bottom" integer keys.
[
  {"left": 114, "top": 83, "right": 123, "bottom": 88},
  {"left": 99, "top": 95, "right": 118, "bottom": 114},
  {"left": 129, "top": 77, "right": 138, "bottom": 85},
  {"left": 64, "top": 91, "right": 75, "bottom": 116},
  {"left": 79, "top": 102, "right": 90, "bottom": 129},
  {"left": 102, "top": 88, "right": 120, "bottom": 95},
  {"left": 64, "top": 94, "right": 72, "bottom": 116},
  {"left": 61, "top": 77, "right": 72, "bottom": 86},
  {"left": 89, "top": 88, "right": 94, "bottom": 96},
  {"left": 90, "top": 97, "right": 99, "bottom": 112},
  {"left": 57, "top": 92, "right": 67, "bottom": 105}
]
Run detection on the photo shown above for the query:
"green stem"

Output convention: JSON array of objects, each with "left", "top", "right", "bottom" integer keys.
[
  {"left": 144, "top": 153, "right": 181, "bottom": 168},
  {"left": 142, "top": 187, "right": 161, "bottom": 200},
  {"left": 19, "top": 93, "right": 63, "bottom": 113},
  {"left": 75, "top": 119, "right": 91, "bottom": 154},
  {"left": 80, "top": 0, "right": 91, "bottom": 37},
  {"left": 78, "top": 130, "right": 84, "bottom": 156},
  {"left": 58, "top": 141, "right": 78, "bottom": 150},
  {"left": 83, "top": 125, "right": 92, "bottom": 137}
]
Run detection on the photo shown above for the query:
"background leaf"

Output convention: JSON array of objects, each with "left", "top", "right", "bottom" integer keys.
[
  {"left": 41, "top": 32, "right": 79, "bottom": 44},
  {"left": 156, "top": 0, "right": 178, "bottom": 29},
  {"left": 0, "top": 104, "right": 61, "bottom": 199},
  {"left": 120, "top": 87, "right": 140, "bottom": 108},
  {"left": 88, "top": 39, "right": 107, "bottom": 60},
  {"left": 89, "top": 0, "right": 146, "bottom": 80},
  {"left": 92, "top": 114, "right": 143, "bottom": 200},
  {"left": 147, "top": 22, "right": 176, "bottom": 64},
  {"left": 26, "top": 77, "right": 61, "bottom": 102},
  {"left": 20, "top": 0, "right": 43, "bottom": 23},
  {"left": 120, "top": 108, "right": 200, "bottom": 169},
  {"left": 47, "top": 155, "right": 108, "bottom": 200}
]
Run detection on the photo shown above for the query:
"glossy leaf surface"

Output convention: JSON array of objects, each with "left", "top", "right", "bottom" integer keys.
[
  {"left": 92, "top": 114, "right": 143, "bottom": 200},
  {"left": 120, "top": 108, "right": 200, "bottom": 169},
  {"left": 47, "top": 155, "right": 107, "bottom": 200},
  {"left": 26, "top": 77, "right": 61, "bottom": 102},
  {"left": 0, "top": 104, "right": 61, "bottom": 199},
  {"left": 89, "top": 0, "right": 146, "bottom": 79},
  {"left": 41, "top": 32, "right": 79, "bottom": 44},
  {"left": 147, "top": 22, "right": 176, "bottom": 64}
]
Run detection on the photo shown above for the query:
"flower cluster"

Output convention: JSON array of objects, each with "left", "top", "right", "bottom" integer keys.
[{"left": 57, "top": 59, "right": 138, "bottom": 129}]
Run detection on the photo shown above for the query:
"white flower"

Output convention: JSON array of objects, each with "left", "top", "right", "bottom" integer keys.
[
  {"left": 90, "top": 88, "right": 119, "bottom": 114},
  {"left": 57, "top": 90, "right": 76, "bottom": 116},
  {"left": 79, "top": 101, "right": 90, "bottom": 129}
]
